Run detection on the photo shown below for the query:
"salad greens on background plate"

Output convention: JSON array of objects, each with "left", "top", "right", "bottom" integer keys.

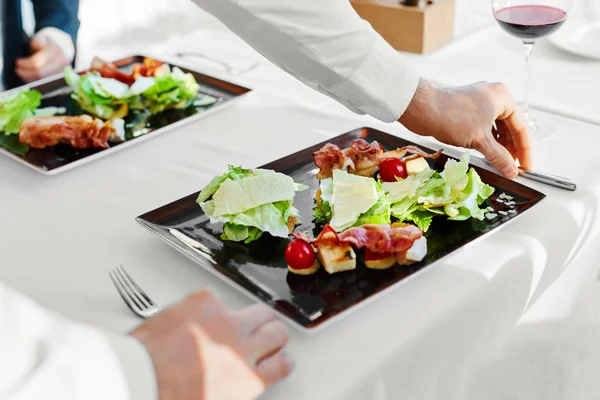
[{"left": 0, "top": 55, "right": 251, "bottom": 175}]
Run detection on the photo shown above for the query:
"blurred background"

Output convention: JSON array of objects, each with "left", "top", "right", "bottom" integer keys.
[
  {"left": 19, "top": 0, "right": 206, "bottom": 68},
  {"left": 12, "top": 0, "right": 600, "bottom": 124},
  {"left": 18, "top": 0, "right": 504, "bottom": 69}
]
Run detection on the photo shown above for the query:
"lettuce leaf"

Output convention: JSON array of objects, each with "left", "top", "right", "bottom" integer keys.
[
  {"left": 0, "top": 134, "right": 29, "bottom": 155},
  {"left": 197, "top": 166, "right": 306, "bottom": 243},
  {"left": 403, "top": 210, "right": 433, "bottom": 232},
  {"left": 313, "top": 178, "right": 333, "bottom": 224},
  {"left": 34, "top": 107, "right": 66, "bottom": 117},
  {"left": 64, "top": 67, "right": 137, "bottom": 120},
  {"left": 354, "top": 181, "right": 391, "bottom": 226},
  {"left": 384, "top": 152, "right": 495, "bottom": 231},
  {"left": 197, "top": 165, "right": 256, "bottom": 203},
  {"left": 208, "top": 202, "right": 293, "bottom": 243},
  {"left": 0, "top": 89, "right": 42, "bottom": 134},
  {"left": 141, "top": 67, "right": 200, "bottom": 114},
  {"left": 313, "top": 179, "right": 390, "bottom": 227},
  {"left": 447, "top": 169, "right": 494, "bottom": 221},
  {"left": 383, "top": 169, "right": 437, "bottom": 203},
  {"left": 222, "top": 224, "right": 263, "bottom": 243}
]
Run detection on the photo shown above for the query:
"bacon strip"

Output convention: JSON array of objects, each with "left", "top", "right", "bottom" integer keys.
[
  {"left": 345, "top": 139, "right": 383, "bottom": 177},
  {"left": 19, "top": 115, "right": 123, "bottom": 150},
  {"left": 90, "top": 57, "right": 136, "bottom": 86},
  {"left": 89, "top": 57, "right": 165, "bottom": 86},
  {"left": 293, "top": 224, "right": 423, "bottom": 254},
  {"left": 133, "top": 58, "right": 166, "bottom": 79},
  {"left": 313, "top": 139, "right": 442, "bottom": 179},
  {"left": 380, "top": 146, "right": 443, "bottom": 163},
  {"left": 313, "top": 143, "right": 346, "bottom": 180}
]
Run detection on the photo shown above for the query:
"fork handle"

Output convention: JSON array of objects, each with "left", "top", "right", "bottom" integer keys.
[{"left": 518, "top": 169, "right": 577, "bottom": 191}]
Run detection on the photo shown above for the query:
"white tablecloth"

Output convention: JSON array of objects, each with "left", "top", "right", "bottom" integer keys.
[{"left": 2, "top": 1, "right": 600, "bottom": 399}]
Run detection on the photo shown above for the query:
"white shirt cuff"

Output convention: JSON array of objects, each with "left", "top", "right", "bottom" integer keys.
[
  {"left": 322, "top": 35, "right": 421, "bottom": 123},
  {"left": 34, "top": 27, "right": 76, "bottom": 62},
  {"left": 105, "top": 332, "right": 159, "bottom": 400}
]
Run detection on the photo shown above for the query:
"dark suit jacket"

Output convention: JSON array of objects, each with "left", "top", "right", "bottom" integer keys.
[{"left": 2, "top": 0, "right": 80, "bottom": 89}]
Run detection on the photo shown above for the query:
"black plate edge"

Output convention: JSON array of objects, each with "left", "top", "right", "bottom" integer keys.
[
  {"left": 135, "top": 193, "right": 548, "bottom": 333},
  {"left": 135, "top": 216, "right": 319, "bottom": 332},
  {"left": 134, "top": 127, "right": 548, "bottom": 330}
]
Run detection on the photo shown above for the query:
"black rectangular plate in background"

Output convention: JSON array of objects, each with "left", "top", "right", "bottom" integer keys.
[
  {"left": 0, "top": 55, "right": 251, "bottom": 173},
  {"left": 136, "top": 128, "right": 546, "bottom": 330}
]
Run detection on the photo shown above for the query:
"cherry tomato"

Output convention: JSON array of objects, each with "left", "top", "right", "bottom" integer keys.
[
  {"left": 285, "top": 239, "right": 316, "bottom": 270},
  {"left": 364, "top": 250, "right": 392, "bottom": 261},
  {"left": 379, "top": 158, "right": 408, "bottom": 182}
]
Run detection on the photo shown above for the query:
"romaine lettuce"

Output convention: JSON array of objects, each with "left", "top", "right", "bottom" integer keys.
[
  {"left": 0, "top": 89, "right": 42, "bottom": 134},
  {"left": 64, "top": 67, "right": 138, "bottom": 120},
  {"left": 213, "top": 202, "right": 292, "bottom": 243},
  {"left": 197, "top": 165, "right": 307, "bottom": 243},
  {"left": 141, "top": 67, "right": 200, "bottom": 114},
  {"left": 313, "top": 177, "right": 391, "bottom": 228},
  {"left": 354, "top": 181, "right": 391, "bottom": 226},
  {"left": 384, "top": 153, "right": 495, "bottom": 231},
  {"left": 197, "top": 165, "right": 256, "bottom": 203}
]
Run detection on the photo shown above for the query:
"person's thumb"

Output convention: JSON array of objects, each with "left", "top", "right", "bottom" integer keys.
[
  {"left": 30, "top": 35, "right": 49, "bottom": 52},
  {"left": 477, "top": 135, "right": 518, "bottom": 179}
]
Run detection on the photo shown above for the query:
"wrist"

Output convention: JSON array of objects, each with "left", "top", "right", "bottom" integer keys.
[
  {"left": 398, "top": 79, "right": 445, "bottom": 137},
  {"left": 34, "top": 28, "right": 75, "bottom": 62},
  {"left": 105, "top": 332, "right": 159, "bottom": 400}
]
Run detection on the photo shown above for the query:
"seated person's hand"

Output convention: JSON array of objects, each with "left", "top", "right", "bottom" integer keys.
[
  {"left": 131, "top": 290, "right": 293, "bottom": 400},
  {"left": 15, "top": 36, "right": 71, "bottom": 83},
  {"left": 399, "top": 80, "right": 532, "bottom": 179}
]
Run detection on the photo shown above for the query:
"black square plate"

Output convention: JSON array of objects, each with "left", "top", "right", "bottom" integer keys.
[
  {"left": 136, "top": 128, "right": 546, "bottom": 331},
  {"left": 0, "top": 55, "right": 251, "bottom": 175}
]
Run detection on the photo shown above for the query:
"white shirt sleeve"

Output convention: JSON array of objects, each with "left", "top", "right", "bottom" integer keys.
[
  {"left": 34, "top": 28, "right": 76, "bottom": 63},
  {"left": 0, "top": 282, "right": 158, "bottom": 400},
  {"left": 191, "top": 0, "right": 421, "bottom": 123}
]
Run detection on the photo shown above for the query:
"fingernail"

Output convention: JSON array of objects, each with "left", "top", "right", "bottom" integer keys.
[{"left": 502, "top": 165, "right": 517, "bottom": 178}]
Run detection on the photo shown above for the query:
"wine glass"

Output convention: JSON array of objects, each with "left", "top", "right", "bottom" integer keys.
[{"left": 492, "top": 0, "right": 573, "bottom": 140}]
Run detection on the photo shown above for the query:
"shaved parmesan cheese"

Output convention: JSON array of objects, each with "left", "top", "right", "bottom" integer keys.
[{"left": 405, "top": 236, "right": 427, "bottom": 262}]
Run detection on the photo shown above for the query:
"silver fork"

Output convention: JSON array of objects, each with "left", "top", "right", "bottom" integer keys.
[{"left": 109, "top": 265, "right": 161, "bottom": 319}]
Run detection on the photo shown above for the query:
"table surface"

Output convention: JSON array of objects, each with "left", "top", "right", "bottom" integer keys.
[{"left": 2, "top": 1, "right": 600, "bottom": 399}]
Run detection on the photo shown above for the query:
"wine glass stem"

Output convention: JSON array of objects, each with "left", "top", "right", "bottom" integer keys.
[{"left": 523, "top": 41, "right": 535, "bottom": 127}]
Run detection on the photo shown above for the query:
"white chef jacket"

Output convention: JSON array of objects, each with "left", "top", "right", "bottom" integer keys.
[{"left": 0, "top": 0, "right": 421, "bottom": 399}]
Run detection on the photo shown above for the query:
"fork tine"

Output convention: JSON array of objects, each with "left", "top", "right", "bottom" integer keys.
[
  {"left": 114, "top": 267, "right": 148, "bottom": 309},
  {"left": 109, "top": 270, "right": 143, "bottom": 315},
  {"left": 118, "top": 265, "right": 155, "bottom": 306}
]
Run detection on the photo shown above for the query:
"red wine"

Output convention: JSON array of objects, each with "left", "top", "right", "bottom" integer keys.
[{"left": 494, "top": 5, "right": 567, "bottom": 41}]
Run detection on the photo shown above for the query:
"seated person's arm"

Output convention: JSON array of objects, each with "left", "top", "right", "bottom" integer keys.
[
  {"left": 0, "top": 281, "right": 157, "bottom": 399},
  {"left": 15, "top": 0, "right": 80, "bottom": 83},
  {"left": 1, "top": 281, "right": 291, "bottom": 400}
]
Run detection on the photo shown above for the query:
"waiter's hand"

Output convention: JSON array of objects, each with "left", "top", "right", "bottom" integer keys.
[
  {"left": 15, "top": 36, "right": 71, "bottom": 83},
  {"left": 399, "top": 80, "right": 531, "bottom": 179},
  {"left": 131, "top": 290, "right": 293, "bottom": 400}
]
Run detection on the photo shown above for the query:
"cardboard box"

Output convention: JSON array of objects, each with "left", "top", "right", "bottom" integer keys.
[{"left": 350, "top": 0, "right": 456, "bottom": 54}]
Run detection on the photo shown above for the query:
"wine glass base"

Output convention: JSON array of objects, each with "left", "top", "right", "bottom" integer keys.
[{"left": 527, "top": 117, "right": 557, "bottom": 141}]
